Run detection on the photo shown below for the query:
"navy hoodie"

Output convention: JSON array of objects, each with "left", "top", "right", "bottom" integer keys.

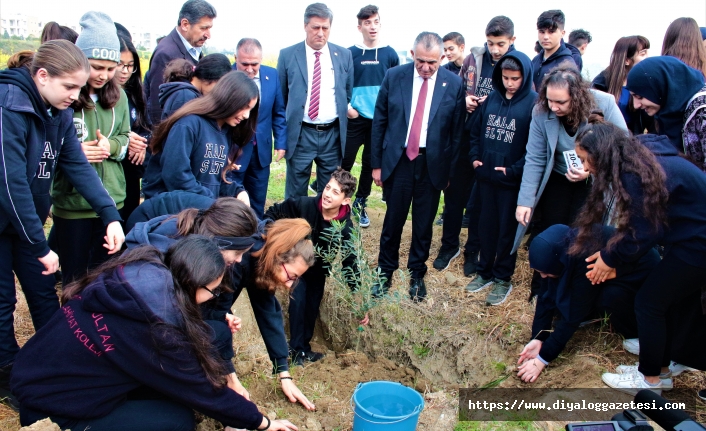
[
  {"left": 125, "top": 216, "right": 291, "bottom": 373},
  {"left": 592, "top": 70, "right": 656, "bottom": 136},
  {"left": 0, "top": 67, "right": 120, "bottom": 257},
  {"left": 564, "top": 43, "right": 584, "bottom": 72},
  {"left": 158, "top": 81, "right": 200, "bottom": 121},
  {"left": 530, "top": 225, "right": 659, "bottom": 363},
  {"left": 601, "top": 134, "right": 706, "bottom": 269},
  {"left": 125, "top": 190, "right": 213, "bottom": 232},
  {"left": 469, "top": 51, "right": 538, "bottom": 189},
  {"left": 142, "top": 114, "right": 243, "bottom": 199},
  {"left": 11, "top": 260, "right": 263, "bottom": 429},
  {"left": 531, "top": 40, "right": 578, "bottom": 90}
]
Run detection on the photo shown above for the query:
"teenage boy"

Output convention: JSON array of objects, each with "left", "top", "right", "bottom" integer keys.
[
  {"left": 568, "top": 29, "right": 592, "bottom": 56},
  {"left": 443, "top": 32, "right": 465, "bottom": 75},
  {"left": 433, "top": 16, "right": 516, "bottom": 276},
  {"left": 264, "top": 168, "right": 357, "bottom": 365},
  {"left": 466, "top": 51, "right": 538, "bottom": 305},
  {"left": 342, "top": 4, "right": 399, "bottom": 228},
  {"left": 531, "top": 9, "right": 580, "bottom": 90}
]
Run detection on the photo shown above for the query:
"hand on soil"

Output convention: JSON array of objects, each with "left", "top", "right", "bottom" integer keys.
[
  {"left": 280, "top": 378, "right": 315, "bottom": 411},
  {"left": 517, "top": 339, "right": 542, "bottom": 365},
  {"left": 517, "top": 358, "right": 545, "bottom": 383},
  {"left": 270, "top": 419, "right": 298, "bottom": 430},
  {"left": 359, "top": 313, "right": 369, "bottom": 326}
]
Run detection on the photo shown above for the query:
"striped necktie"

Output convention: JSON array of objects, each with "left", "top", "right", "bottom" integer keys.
[{"left": 308, "top": 51, "right": 322, "bottom": 121}]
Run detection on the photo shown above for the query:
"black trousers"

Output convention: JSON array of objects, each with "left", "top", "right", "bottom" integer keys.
[
  {"left": 341, "top": 116, "right": 373, "bottom": 200},
  {"left": 636, "top": 251, "right": 706, "bottom": 376},
  {"left": 477, "top": 182, "right": 519, "bottom": 282},
  {"left": 378, "top": 153, "right": 441, "bottom": 280},
  {"left": 531, "top": 171, "right": 591, "bottom": 295},
  {"left": 121, "top": 157, "right": 144, "bottom": 223},
  {"left": 288, "top": 266, "right": 327, "bottom": 353},
  {"left": 52, "top": 216, "right": 113, "bottom": 285},
  {"left": 439, "top": 135, "right": 478, "bottom": 256}
]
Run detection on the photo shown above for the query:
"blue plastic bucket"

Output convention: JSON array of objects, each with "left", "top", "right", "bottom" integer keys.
[{"left": 351, "top": 381, "right": 424, "bottom": 431}]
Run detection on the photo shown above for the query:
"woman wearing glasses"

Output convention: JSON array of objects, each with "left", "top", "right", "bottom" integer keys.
[
  {"left": 11, "top": 236, "right": 297, "bottom": 431},
  {"left": 126, "top": 196, "right": 318, "bottom": 411},
  {"left": 115, "top": 33, "right": 151, "bottom": 221}
]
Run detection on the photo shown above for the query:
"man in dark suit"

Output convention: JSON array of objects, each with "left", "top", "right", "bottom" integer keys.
[
  {"left": 371, "top": 32, "right": 466, "bottom": 302},
  {"left": 231, "top": 38, "right": 288, "bottom": 219},
  {"left": 277, "top": 3, "right": 353, "bottom": 199},
  {"left": 144, "top": 0, "right": 216, "bottom": 125}
]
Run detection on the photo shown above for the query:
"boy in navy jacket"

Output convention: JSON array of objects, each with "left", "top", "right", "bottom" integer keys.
[
  {"left": 264, "top": 168, "right": 357, "bottom": 365},
  {"left": 467, "top": 51, "right": 538, "bottom": 305}
]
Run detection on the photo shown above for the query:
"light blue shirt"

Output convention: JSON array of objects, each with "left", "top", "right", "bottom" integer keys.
[{"left": 176, "top": 28, "right": 201, "bottom": 61}]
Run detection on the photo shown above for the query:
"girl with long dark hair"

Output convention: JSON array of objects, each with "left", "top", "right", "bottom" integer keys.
[
  {"left": 125, "top": 198, "right": 318, "bottom": 410},
  {"left": 11, "top": 236, "right": 297, "bottom": 431},
  {"left": 51, "top": 12, "right": 131, "bottom": 286},
  {"left": 571, "top": 116, "right": 706, "bottom": 393},
  {"left": 0, "top": 40, "right": 124, "bottom": 409},
  {"left": 592, "top": 35, "right": 654, "bottom": 135},
  {"left": 142, "top": 70, "right": 258, "bottom": 203},
  {"left": 159, "top": 54, "right": 232, "bottom": 120},
  {"left": 116, "top": 35, "right": 151, "bottom": 221},
  {"left": 40, "top": 21, "right": 78, "bottom": 43},
  {"left": 662, "top": 17, "right": 706, "bottom": 77}
]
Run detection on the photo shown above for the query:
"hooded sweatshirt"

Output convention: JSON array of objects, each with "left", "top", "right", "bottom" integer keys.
[
  {"left": 142, "top": 114, "right": 234, "bottom": 199},
  {"left": 626, "top": 56, "right": 705, "bottom": 152},
  {"left": 0, "top": 67, "right": 120, "bottom": 257},
  {"left": 600, "top": 134, "right": 706, "bottom": 270},
  {"left": 469, "top": 51, "right": 538, "bottom": 189},
  {"left": 159, "top": 81, "right": 200, "bottom": 121},
  {"left": 530, "top": 225, "right": 659, "bottom": 364},
  {"left": 531, "top": 40, "right": 577, "bottom": 90},
  {"left": 125, "top": 216, "right": 291, "bottom": 373},
  {"left": 51, "top": 90, "right": 130, "bottom": 219},
  {"left": 592, "top": 70, "right": 656, "bottom": 136},
  {"left": 348, "top": 44, "right": 399, "bottom": 119},
  {"left": 11, "top": 260, "right": 263, "bottom": 429},
  {"left": 564, "top": 43, "right": 584, "bottom": 72}
]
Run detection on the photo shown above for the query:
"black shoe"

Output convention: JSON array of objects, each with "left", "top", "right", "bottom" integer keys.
[
  {"left": 433, "top": 248, "right": 460, "bottom": 271},
  {"left": 699, "top": 389, "right": 706, "bottom": 401},
  {"left": 463, "top": 252, "right": 479, "bottom": 277},
  {"left": 301, "top": 351, "right": 325, "bottom": 362},
  {"left": 308, "top": 180, "right": 317, "bottom": 194},
  {"left": 461, "top": 214, "right": 470, "bottom": 228},
  {"left": 434, "top": 215, "right": 443, "bottom": 226},
  {"left": 372, "top": 281, "right": 390, "bottom": 299},
  {"left": 409, "top": 278, "right": 427, "bottom": 302},
  {"left": 0, "top": 364, "right": 19, "bottom": 411}
]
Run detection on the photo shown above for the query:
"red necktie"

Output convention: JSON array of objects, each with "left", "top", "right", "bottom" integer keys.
[
  {"left": 407, "top": 77, "right": 428, "bottom": 160},
  {"left": 308, "top": 51, "right": 322, "bottom": 121}
]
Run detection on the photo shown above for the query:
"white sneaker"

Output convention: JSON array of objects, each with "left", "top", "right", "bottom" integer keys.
[
  {"left": 617, "top": 361, "right": 696, "bottom": 377},
  {"left": 602, "top": 371, "right": 665, "bottom": 395},
  {"left": 623, "top": 338, "right": 639, "bottom": 355},
  {"left": 670, "top": 361, "right": 697, "bottom": 376},
  {"left": 612, "top": 367, "right": 673, "bottom": 390}
]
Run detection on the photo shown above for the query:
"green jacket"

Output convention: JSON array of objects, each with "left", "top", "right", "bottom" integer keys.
[{"left": 52, "top": 90, "right": 130, "bottom": 219}]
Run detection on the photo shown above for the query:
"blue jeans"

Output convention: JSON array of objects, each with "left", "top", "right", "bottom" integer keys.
[{"left": 0, "top": 233, "right": 59, "bottom": 367}]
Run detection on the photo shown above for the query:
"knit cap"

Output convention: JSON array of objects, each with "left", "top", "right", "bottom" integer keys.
[{"left": 75, "top": 11, "right": 120, "bottom": 63}]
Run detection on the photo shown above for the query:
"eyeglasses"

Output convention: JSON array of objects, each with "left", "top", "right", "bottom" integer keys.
[
  {"left": 281, "top": 263, "right": 300, "bottom": 284},
  {"left": 118, "top": 63, "right": 137, "bottom": 74},
  {"left": 202, "top": 285, "right": 221, "bottom": 299}
]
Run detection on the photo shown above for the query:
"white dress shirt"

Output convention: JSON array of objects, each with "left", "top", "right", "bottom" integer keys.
[
  {"left": 176, "top": 29, "right": 202, "bottom": 61},
  {"left": 404, "top": 68, "right": 437, "bottom": 148},
  {"left": 303, "top": 42, "right": 337, "bottom": 124}
]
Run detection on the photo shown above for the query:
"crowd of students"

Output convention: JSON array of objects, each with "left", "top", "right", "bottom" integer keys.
[{"left": 1, "top": 0, "right": 706, "bottom": 429}]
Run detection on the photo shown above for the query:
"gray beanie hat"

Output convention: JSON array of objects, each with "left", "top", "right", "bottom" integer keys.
[{"left": 75, "top": 11, "right": 120, "bottom": 63}]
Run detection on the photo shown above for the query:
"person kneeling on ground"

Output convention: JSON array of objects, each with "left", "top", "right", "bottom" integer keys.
[
  {"left": 11, "top": 236, "right": 297, "bottom": 431},
  {"left": 264, "top": 168, "right": 359, "bottom": 366},
  {"left": 517, "top": 224, "right": 659, "bottom": 383}
]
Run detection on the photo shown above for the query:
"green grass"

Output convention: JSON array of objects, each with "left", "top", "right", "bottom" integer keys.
[{"left": 455, "top": 421, "right": 536, "bottom": 431}]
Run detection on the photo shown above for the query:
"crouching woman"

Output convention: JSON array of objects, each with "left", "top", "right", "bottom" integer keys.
[{"left": 11, "top": 236, "right": 296, "bottom": 431}]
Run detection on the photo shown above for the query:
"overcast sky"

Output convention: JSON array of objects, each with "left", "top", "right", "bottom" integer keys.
[{"left": 4, "top": 0, "right": 706, "bottom": 79}]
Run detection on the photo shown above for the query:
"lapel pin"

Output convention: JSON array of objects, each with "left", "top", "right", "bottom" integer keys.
[
  {"left": 443, "top": 82, "right": 447, "bottom": 87},
  {"left": 265, "top": 76, "right": 269, "bottom": 80},
  {"left": 334, "top": 52, "right": 338, "bottom": 56}
]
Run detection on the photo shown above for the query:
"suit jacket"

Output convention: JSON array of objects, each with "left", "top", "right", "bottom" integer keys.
[
  {"left": 233, "top": 65, "right": 287, "bottom": 168},
  {"left": 277, "top": 41, "right": 353, "bottom": 158},
  {"left": 370, "top": 63, "right": 466, "bottom": 190},
  {"left": 145, "top": 28, "right": 202, "bottom": 125}
]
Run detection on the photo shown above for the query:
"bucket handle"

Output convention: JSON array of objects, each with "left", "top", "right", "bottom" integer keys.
[{"left": 350, "top": 384, "right": 423, "bottom": 425}]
